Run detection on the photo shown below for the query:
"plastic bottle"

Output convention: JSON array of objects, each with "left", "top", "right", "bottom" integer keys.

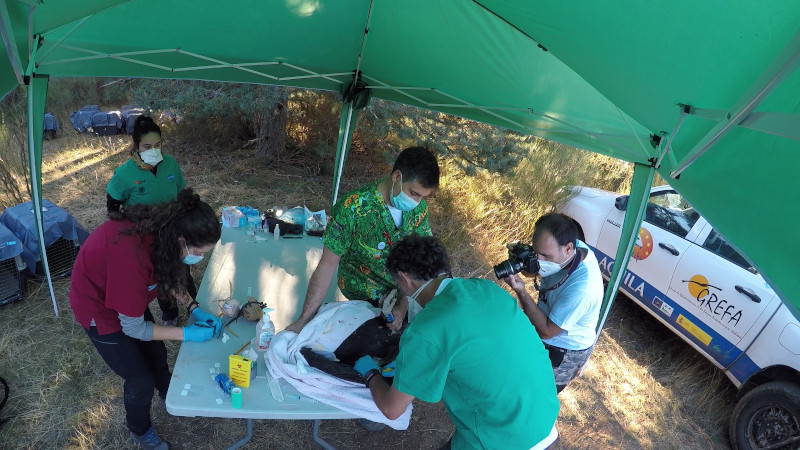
[
  {"left": 256, "top": 307, "right": 275, "bottom": 351},
  {"left": 273, "top": 223, "right": 280, "bottom": 240},
  {"left": 247, "top": 214, "right": 261, "bottom": 232},
  {"left": 246, "top": 217, "right": 257, "bottom": 237}
]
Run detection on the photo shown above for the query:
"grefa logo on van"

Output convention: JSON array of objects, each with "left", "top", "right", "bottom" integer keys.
[{"left": 683, "top": 274, "right": 742, "bottom": 327}]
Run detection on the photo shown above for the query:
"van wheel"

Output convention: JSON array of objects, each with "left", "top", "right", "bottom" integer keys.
[{"left": 730, "top": 381, "right": 800, "bottom": 449}]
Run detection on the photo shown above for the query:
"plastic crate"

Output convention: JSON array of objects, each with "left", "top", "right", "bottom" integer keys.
[
  {"left": 0, "top": 255, "right": 26, "bottom": 306},
  {"left": 33, "top": 237, "right": 79, "bottom": 280}
]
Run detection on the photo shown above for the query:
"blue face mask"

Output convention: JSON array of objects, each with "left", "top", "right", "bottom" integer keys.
[
  {"left": 390, "top": 173, "right": 420, "bottom": 212},
  {"left": 183, "top": 242, "right": 203, "bottom": 265}
]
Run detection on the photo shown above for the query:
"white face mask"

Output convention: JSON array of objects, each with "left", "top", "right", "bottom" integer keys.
[
  {"left": 537, "top": 260, "right": 563, "bottom": 277},
  {"left": 537, "top": 251, "right": 574, "bottom": 277},
  {"left": 406, "top": 278, "right": 434, "bottom": 322},
  {"left": 139, "top": 148, "right": 163, "bottom": 166}
]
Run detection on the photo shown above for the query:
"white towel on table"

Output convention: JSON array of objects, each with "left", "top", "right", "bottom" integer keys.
[{"left": 265, "top": 300, "right": 412, "bottom": 429}]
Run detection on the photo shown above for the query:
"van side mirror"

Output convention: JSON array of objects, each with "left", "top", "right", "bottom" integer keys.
[{"left": 615, "top": 195, "right": 629, "bottom": 211}]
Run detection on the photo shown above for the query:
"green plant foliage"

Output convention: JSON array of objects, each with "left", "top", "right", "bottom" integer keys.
[
  {"left": 130, "top": 79, "right": 289, "bottom": 147},
  {"left": 513, "top": 139, "right": 632, "bottom": 213},
  {"left": 45, "top": 78, "right": 128, "bottom": 121},
  {"left": 0, "top": 86, "right": 30, "bottom": 207},
  {"left": 359, "top": 100, "right": 534, "bottom": 175},
  {"left": 286, "top": 89, "right": 340, "bottom": 145}
]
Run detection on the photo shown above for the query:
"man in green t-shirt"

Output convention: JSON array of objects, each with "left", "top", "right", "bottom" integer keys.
[
  {"left": 354, "top": 235, "right": 560, "bottom": 450},
  {"left": 285, "top": 147, "right": 439, "bottom": 333}
]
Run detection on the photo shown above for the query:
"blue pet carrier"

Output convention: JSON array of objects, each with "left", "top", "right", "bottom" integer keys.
[
  {"left": 43, "top": 112, "right": 60, "bottom": 139},
  {"left": 0, "top": 223, "right": 26, "bottom": 306},
  {"left": 90, "top": 110, "right": 122, "bottom": 136},
  {"left": 0, "top": 199, "right": 89, "bottom": 281},
  {"left": 121, "top": 105, "right": 145, "bottom": 134},
  {"left": 69, "top": 105, "right": 100, "bottom": 133}
]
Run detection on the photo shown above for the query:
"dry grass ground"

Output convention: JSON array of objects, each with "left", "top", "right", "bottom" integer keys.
[{"left": 0, "top": 132, "right": 736, "bottom": 449}]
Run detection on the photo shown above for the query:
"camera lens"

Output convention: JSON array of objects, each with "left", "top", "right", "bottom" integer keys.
[{"left": 493, "top": 259, "right": 523, "bottom": 279}]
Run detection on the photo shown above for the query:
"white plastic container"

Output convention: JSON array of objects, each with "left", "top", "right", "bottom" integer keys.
[
  {"left": 256, "top": 307, "right": 275, "bottom": 351},
  {"left": 273, "top": 223, "right": 280, "bottom": 240}
]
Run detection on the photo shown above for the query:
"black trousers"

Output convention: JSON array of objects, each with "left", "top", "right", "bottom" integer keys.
[
  {"left": 85, "top": 308, "right": 171, "bottom": 435},
  {"left": 157, "top": 266, "right": 197, "bottom": 321}
]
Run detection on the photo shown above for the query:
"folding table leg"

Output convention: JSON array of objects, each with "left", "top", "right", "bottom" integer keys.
[
  {"left": 312, "top": 419, "right": 336, "bottom": 450},
  {"left": 226, "top": 418, "right": 254, "bottom": 450}
]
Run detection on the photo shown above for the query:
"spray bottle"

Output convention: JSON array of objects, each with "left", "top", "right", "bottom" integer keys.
[{"left": 255, "top": 307, "right": 275, "bottom": 351}]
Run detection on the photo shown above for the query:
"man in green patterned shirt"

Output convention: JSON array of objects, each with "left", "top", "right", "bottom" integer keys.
[{"left": 285, "top": 147, "right": 440, "bottom": 333}]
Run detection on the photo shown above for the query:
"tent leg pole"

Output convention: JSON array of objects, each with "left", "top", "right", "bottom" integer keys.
[
  {"left": 27, "top": 76, "right": 58, "bottom": 317},
  {"left": 594, "top": 162, "right": 656, "bottom": 335},
  {"left": 331, "top": 102, "right": 356, "bottom": 206}
]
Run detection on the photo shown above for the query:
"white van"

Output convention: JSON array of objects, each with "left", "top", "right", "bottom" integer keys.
[{"left": 560, "top": 185, "right": 800, "bottom": 450}]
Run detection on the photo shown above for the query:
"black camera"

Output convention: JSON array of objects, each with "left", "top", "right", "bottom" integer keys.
[{"left": 493, "top": 242, "right": 540, "bottom": 279}]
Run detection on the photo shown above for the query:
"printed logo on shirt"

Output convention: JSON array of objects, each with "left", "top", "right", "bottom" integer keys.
[
  {"left": 148, "top": 283, "right": 158, "bottom": 291},
  {"left": 167, "top": 174, "right": 175, "bottom": 181},
  {"left": 134, "top": 179, "right": 147, "bottom": 185}
]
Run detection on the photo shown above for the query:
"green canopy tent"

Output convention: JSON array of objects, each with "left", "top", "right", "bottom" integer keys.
[{"left": 1, "top": 1, "right": 798, "bottom": 329}]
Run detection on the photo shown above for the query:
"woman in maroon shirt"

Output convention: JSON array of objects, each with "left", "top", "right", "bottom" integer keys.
[{"left": 69, "top": 188, "right": 221, "bottom": 450}]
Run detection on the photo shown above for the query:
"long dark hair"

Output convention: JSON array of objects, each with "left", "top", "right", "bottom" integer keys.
[
  {"left": 131, "top": 115, "right": 161, "bottom": 154},
  {"left": 110, "top": 188, "right": 220, "bottom": 304}
]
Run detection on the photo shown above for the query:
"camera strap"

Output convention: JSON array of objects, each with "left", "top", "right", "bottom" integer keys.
[{"left": 534, "top": 247, "right": 585, "bottom": 295}]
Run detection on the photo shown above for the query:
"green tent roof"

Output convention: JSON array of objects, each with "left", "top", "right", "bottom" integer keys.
[{"left": 2, "top": 0, "right": 799, "bottom": 320}]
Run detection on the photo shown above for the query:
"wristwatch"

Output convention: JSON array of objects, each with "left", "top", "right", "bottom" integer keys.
[
  {"left": 363, "top": 368, "right": 382, "bottom": 387},
  {"left": 187, "top": 300, "right": 200, "bottom": 312}
]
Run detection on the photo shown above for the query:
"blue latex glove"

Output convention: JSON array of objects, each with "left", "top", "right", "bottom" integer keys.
[
  {"left": 381, "top": 360, "right": 396, "bottom": 377},
  {"left": 183, "top": 323, "right": 215, "bottom": 342},
  {"left": 191, "top": 307, "right": 222, "bottom": 335},
  {"left": 354, "top": 355, "right": 380, "bottom": 377}
]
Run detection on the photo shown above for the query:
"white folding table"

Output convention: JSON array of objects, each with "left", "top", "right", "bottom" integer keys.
[{"left": 165, "top": 227, "right": 356, "bottom": 449}]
